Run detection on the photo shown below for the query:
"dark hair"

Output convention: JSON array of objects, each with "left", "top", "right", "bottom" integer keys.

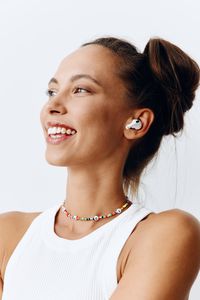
[{"left": 81, "top": 36, "right": 200, "bottom": 197}]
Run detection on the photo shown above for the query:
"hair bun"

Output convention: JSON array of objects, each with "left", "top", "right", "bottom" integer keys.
[{"left": 143, "top": 38, "right": 200, "bottom": 135}]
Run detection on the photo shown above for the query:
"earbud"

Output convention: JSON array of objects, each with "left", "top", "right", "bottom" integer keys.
[{"left": 125, "top": 118, "right": 143, "bottom": 130}]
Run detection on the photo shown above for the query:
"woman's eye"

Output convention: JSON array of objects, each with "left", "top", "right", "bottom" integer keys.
[
  {"left": 74, "top": 87, "right": 89, "bottom": 94},
  {"left": 46, "top": 89, "right": 57, "bottom": 97}
]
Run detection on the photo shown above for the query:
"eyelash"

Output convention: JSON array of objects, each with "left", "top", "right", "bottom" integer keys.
[
  {"left": 45, "top": 87, "right": 90, "bottom": 97},
  {"left": 74, "top": 87, "right": 90, "bottom": 94}
]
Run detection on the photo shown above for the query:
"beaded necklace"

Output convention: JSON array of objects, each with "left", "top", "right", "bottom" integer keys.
[{"left": 61, "top": 195, "right": 132, "bottom": 222}]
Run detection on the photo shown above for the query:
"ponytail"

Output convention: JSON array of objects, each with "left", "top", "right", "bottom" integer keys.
[{"left": 143, "top": 38, "right": 200, "bottom": 135}]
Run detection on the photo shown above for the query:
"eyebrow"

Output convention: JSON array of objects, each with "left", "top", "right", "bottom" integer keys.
[{"left": 48, "top": 74, "right": 102, "bottom": 87}]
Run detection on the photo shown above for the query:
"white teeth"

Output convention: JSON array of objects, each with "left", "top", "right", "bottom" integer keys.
[
  {"left": 47, "top": 126, "right": 76, "bottom": 136},
  {"left": 61, "top": 128, "right": 66, "bottom": 134},
  {"left": 66, "top": 129, "right": 72, "bottom": 134},
  {"left": 50, "top": 134, "right": 63, "bottom": 139},
  {"left": 52, "top": 127, "right": 57, "bottom": 134}
]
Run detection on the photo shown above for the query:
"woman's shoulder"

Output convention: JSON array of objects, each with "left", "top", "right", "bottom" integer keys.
[
  {"left": 0, "top": 210, "right": 42, "bottom": 240},
  {"left": 152, "top": 208, "right": 199, "bottom": 239},
  {"left": 112, "top": 209, "right": 200, "bottom": 299},
  {"left": 0, "top": 210, "right": 42, "bottom": 282},
  {"left": 134, "top": 208, "right": 200, "bottom": 248},
  {"left": 154, "top": 207, "right": 198, "bottom": 224},
  {"left": 134, "top": 208, "right": 200, "bottom": 280}
]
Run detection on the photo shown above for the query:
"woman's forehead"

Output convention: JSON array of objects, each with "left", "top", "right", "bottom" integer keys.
[{"left": 54, "top": 45, "right": 122, "bottom": 86}]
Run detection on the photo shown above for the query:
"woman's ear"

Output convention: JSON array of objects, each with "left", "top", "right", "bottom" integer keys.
[{"left": 124, "top": 108, "right": 154, "bottom": 140}]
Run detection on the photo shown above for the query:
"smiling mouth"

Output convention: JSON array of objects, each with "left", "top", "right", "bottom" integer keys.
[{"left": 46, "top": 132, "right": 76, "bottom": 145}]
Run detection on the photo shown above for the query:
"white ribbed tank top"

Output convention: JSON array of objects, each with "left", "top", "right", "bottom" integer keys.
[{"left": 2, "top": 200, "right": 153, "bottom": 300}]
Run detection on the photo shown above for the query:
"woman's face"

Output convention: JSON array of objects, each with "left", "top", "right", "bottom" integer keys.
[{"left": 40, "top": 45, "right": 131, "bottom": 167}]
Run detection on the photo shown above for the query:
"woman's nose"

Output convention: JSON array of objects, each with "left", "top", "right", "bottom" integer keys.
[{"left": 47, "top": 98, "right": 67, "bottom": 115}]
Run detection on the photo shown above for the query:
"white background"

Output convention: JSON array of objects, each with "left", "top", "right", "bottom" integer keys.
[{"left": 0, "top": 0, "right": 199, "bottom": 298}]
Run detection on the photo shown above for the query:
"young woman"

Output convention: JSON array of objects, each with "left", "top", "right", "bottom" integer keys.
[{"left": 0, "top": 36, "right": 200, "bottom": 300}]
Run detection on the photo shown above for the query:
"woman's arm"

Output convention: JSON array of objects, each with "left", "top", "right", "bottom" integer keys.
[{"left": 110, "top": 209, "right": 200, "bottom": 300}]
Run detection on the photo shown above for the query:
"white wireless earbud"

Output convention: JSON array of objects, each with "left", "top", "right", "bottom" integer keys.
[{"left": 125, "top": 119, "right": 143, "bottom": 130}]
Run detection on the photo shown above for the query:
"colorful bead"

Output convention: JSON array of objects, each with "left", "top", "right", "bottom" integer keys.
[
  {"left": 107, "top": 213, "right": 112, "bottom": 217},
  {"left": 61, "top": 196, "right": 132, "bottom": 222}
]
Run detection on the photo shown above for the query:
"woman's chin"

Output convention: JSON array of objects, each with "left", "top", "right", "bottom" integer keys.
[{"left": 45, "top": 152, "right": 69, "bottom": 167}]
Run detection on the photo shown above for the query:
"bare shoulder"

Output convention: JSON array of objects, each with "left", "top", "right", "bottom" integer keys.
[
  {"left": 158, "top": 208, "right": 200, "bottom": 253},
  {"left": 133, "top": 208, "right": 200, "bottom": 245},
  {"left": 148, "top": 207, "right": 199, "bottom": 234},
  {"left": 0, "top": 210, "right": 42, "bottom": 244},
  {"left": 110, "top": 209, "right": 200, "bottom": 300},
  {"left": 133, "top": 208, "right": 200, "bottom": 272},
  {"left": 155, "top": 207, "right": 200, "bottom": 228},
  {"left": 0, "top": 210, "right": 42, "bottom": 282}
]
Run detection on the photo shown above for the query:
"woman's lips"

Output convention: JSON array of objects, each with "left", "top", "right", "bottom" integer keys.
[{"left": 46, "top": 133, "right": 75, "bottom": 145}]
